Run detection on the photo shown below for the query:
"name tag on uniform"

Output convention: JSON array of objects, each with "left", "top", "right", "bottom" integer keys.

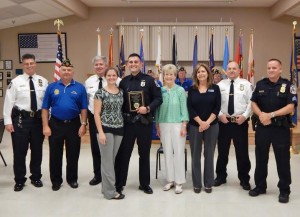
[{"left": 207, "top": 89, "right": 214, "bottom": 92}]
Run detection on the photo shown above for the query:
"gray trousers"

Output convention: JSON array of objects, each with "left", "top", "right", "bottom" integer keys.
[
  {"left": 98, "top": 133, "right": 122, "bottom": 199},
  {"left": 189, "top": 123, "right": 218, "bottom": 188}
]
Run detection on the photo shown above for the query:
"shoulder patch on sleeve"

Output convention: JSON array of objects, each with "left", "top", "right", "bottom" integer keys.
[
  {"left": 290, "top": 84, "right": 297, "bottom": 94},
  {"left": 154, "top": 80, "right": 160, "bottom": 87}
]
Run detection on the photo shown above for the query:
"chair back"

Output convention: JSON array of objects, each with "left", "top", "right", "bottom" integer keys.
[{"left": 0, "top": 119, "right": 5, "bottom": 144}]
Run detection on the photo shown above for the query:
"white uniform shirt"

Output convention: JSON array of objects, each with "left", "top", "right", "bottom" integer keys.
[
  {"left": 217, "top": 77, "right": 252, "bottom": 118},
  {"left": 85, "top": 74, "right": 121, "bottom": 114},
  {"left": 3, "top": 73, "right": 48, "bottom": 125}
]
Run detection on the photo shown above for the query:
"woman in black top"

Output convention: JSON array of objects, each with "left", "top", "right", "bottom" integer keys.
[{"left": 187, "top": 63, "right": 221, "bottom": 193}]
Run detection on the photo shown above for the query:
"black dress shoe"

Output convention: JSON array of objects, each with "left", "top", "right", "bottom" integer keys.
[
  {"left": 52, "top": 184, "right": 61, "bottom": 191},
  {"left": 68, "top": 181, "right": 78, "bottom": 189},
  {"left": 240, "top": 182, "right": 251, "bottom": 191},
  {"left": 249, "top": 187, "right": 266, "bottom": 197},
  {"left": 278, "top": 193, "right": 289, "bottom": 203},
  {"left": 14, "top": 183, "right": 24, "bottom": 192},
  {"left": 112, "top": 193, "right": 125, "bottom": 200},
  {"left": 213, "top": 179, "right": 226, "bottom": 187},
  {"left": 139, "top": 185, "right": 153, "bottom": 194},
  {"left": 31, "top": 180, "right": 43, "bottom": 188},
  {"left": 89, "top": 177, "right": 102, "bottom": 186}
]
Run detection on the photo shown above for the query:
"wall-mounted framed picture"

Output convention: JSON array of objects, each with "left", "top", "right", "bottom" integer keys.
[
  {"left": 7, "top": 79, "right": 11, "bottom": 85},
  {"left": 0, "top": 80, "right": 3, "bottom": 88},
  {"left": 6, "top": 71, "right": 12, "bottom": 78},
  {"left": 16, "top": 69, "right": 23, "bottom": 75},
  {"left": 5, "top": 60, "right": 12, "bottom": 70},
  {"left": 0, "top": 60, "right": 4, "bottom": 70},
  {"left": 0, "top": 89, "right": 3, "bottom": 97},
  {"left": 18, "top": 32, "right": 67, "bottom": 63},
  {"left": 0, "top": 71, "right": 3, "bottom": 80}
]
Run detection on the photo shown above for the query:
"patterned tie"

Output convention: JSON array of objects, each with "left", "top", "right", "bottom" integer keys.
[
  {"left": 228, "top": 80, "right": 234, "bottom": 115},
  {"left": 29, "top": 76, "right": 37, "bottom": 111},
  {"left": 98, "top": 77, "right": 103, "bottom": 89}
]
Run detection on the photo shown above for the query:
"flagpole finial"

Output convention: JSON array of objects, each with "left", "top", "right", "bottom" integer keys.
[
  {"left": 54, "top": 19, "right": 64, "bottom": 31},
  {"left": 239, "top": 28, "right": 243, "bottom": 35},
  {"left": 250, "top": 28, "right": 254, "bottom": 34},
  {"left": 110, "top": 27, "right": 114, "bottom": 34},
  {"left": 96, "top": 27, "right": 100, "bottom": 34},
  {"left": 293, "top": 21, "right": 297, "bottom": 30}
]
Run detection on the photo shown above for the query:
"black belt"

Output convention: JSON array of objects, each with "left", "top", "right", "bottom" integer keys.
[
  {"left": 51, "top": 116, "right": 80, "bottom": 123},
  {"left": 226, "top": 116, "right": 237, "bottom": 123}
]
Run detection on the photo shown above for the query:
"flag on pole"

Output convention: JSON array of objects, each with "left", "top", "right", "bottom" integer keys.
[
  {"left": 97, "top": 29, "right": 102, "bottom": 56},
  {"left": 54, "top": 31, "right": 63, "bottom": 81},
  {"left": 139, "top": 30, "right": 145, "bottom": 73},
  {"left": 290, "top": 23, "right": 298, "bottom": 126},
  {"left": 172, "top": 33, "right": 177, "bottom": 67},
  {"left": 209, "top": 32, "right": 215, "bottom": 71},
  {"left": 155, "top": 29, "right": 162, "bottom": 81},
  {"left": 247, "top": 31, "right": 254, "bottom": 87},
  {"left": 235, "top": 34, "right": 243, "bottom": 78},
  {"left": 193, "top": 34, "right": 198, "bottom": 71},
  {"left": 119, "top": 34, "right": 125, "bottom": 77},
  {"left": 109, "top": 31, "right": 113, "bottom": 67},
  {"left": 222, "top": 33, "right": 229, "bottom": 73}
]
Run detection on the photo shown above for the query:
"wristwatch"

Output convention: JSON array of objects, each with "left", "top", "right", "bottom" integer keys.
[
  {"left": 146, "top": 106, "right": 151, "bottom": 113},
  {"left": 81, "top": 122, "right": 88, "bottom": 126},
  {"left": 270, "top": 112, "right": 275, "bottom": 118}
]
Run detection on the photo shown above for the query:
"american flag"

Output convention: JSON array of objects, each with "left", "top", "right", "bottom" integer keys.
[
  {"left": 18, "top": 33, "right": 66, "bottom": 63},
  {"left": 54, "top": 31, "right": 63, "bottom": 81}
]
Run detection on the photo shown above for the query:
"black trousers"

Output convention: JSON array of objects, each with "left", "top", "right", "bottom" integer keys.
[
  {"left": 49, "top": 117, "right": 81, "bottom": 185},
  {"left": 87, "top": 110, "right": 101, "bottom": 179},
  {"left": 115, "top": 121, "right": 152, "bottom": 188},
  {"left": 254, "top": 125, "right": 291, "bottom": 194},
  {"left": 11, "top": 117, "right": 44, "bottom": 184},
  {"left": 215, "top": 121, "right": 251, "bottom": 183}
]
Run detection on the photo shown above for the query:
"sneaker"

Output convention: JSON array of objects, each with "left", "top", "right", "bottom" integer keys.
[
  {"left": 175, "top": 184, "right": 183, "bottom": 194},
  {"left": 162, "top": 182, "right": 174, "bottom": 191}
]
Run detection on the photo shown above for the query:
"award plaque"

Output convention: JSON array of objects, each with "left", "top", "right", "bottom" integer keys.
[{"left": 128, "top": 91, "right": 144, "bottom": 111}]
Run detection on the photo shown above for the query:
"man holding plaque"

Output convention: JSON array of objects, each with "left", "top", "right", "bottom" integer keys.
[{"left": 115, "top": 53, "right": 162, "bottom": 194}]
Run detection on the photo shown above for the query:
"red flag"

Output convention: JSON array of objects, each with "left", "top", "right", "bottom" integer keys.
[
  {"left": 54, "top": 31, "right": 63, "bottom": 81},
  {"left": 235, "top": 34, "right": 243, "bottom": 78},
  {"left": 109, "top": 32, "right": 113, "bottom": 67}
]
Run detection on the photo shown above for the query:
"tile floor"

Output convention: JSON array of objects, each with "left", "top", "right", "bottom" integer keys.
[{"left": 0, "top": 130, "right": 300, "bottom": 217}]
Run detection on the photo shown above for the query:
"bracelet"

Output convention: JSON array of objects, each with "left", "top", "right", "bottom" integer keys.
[{"left": 81, "top": 122, "right": 88, "bottom": 126}]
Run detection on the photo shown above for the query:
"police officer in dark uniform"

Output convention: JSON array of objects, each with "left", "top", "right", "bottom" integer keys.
[
  {"left": 249, "top": 58, "right": 297, "bottom": 203},
  {"left": 42, "top": 59, "right": 88, "bottom": 191},
  {"left": 115, "top": 53, "right": 162, "bottom": 194},
  {"left": 3, "top": 53, "right": 48, "bottom": 191}
]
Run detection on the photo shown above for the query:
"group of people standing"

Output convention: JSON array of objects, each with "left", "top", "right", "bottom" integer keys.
[{"left": 3, "top": 52, "right": 297, "bottom": 203}]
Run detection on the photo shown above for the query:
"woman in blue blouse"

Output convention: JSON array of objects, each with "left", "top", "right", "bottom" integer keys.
[
  {"left": 187, "top": 63, "right": 221, "bottom": 193},
  {"left": 155, "top": 64, "right": 189, "bottom": 194}
]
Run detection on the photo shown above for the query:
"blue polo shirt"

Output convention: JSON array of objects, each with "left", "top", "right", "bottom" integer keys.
[
  {"left": 42, "top": 79, "right": 88, "bottom": 120},
  {"left": 175, "top": 78, "right": 193, "bottom": 91}
]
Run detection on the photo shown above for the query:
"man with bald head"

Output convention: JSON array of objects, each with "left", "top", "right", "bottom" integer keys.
[{"left": 214, "top": 61, "right": 252, "bottom": 191}]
